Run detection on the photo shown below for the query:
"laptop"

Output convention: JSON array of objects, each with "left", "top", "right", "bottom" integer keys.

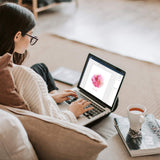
[{"left": 60, "top": 53, "right": 126, "bottom": 126}]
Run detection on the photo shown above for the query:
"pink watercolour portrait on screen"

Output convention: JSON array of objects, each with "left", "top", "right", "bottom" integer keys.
[{"left": 91, "top": 74, "right": 104, "bottom": 88}]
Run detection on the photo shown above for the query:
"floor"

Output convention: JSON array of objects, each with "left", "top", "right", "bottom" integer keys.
[{"left": 36, "top": 0, "right": 160, "bottom": 65}]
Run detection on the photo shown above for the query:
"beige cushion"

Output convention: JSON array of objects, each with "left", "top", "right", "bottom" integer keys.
[
  {"left": 0, "top": 53, "right": 28, "bottom": 110},
  {"left": 0, "top": 109, "right": 38, "bottom": 160},
  {"left": 4, "top": 106, "right": 107, "bottom": 160}
]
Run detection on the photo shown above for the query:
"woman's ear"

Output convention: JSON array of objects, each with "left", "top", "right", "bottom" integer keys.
[{"left": 14, "top": 31, "right": 22, "bottom": 43}]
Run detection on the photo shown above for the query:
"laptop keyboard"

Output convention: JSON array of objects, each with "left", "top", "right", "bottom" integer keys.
[{"left": 65, "top": 91, "right": 105, "bottom": 119}]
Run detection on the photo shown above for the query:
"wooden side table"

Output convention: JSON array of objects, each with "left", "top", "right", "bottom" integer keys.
[{"left": 18, "top": 0, "right": 79, "bottom": 19}]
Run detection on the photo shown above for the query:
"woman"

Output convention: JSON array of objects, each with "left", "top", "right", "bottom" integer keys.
[{"left": 0, "top": 2, "right": 93, "bottom": 123}]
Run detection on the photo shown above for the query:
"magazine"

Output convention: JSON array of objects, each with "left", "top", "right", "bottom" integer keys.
[
  {"left": 51, "top": 67, "right": 81, "bottom": 86},
  {"left": 114, "top": 114, "right": 160, "bottom": 157}
]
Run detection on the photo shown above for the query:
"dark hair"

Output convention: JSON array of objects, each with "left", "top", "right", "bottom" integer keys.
[{"left": 0, "top": 2, "right": 36, "bottom": 64}]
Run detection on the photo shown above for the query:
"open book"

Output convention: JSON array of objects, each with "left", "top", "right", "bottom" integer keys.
[
  {"left": 114, "top": 114, "right": 160, "bottom": 157},
  {"left": 51, "top": 67, "right": 81, "bottom": 86}
]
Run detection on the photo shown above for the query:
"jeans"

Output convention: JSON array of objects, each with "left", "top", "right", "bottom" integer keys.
[{"left": 31, "top": 63, "right": 58, "bottom": 92}]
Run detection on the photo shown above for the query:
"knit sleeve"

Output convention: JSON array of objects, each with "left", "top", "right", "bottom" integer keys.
[{"left": 12, "top": 65, "right": 77, "bottom": 123}]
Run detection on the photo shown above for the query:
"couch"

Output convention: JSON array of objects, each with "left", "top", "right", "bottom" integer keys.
[
  {"left": 0, "top": 53, "right": 110, "bottom": 160},
  {"left": 0, "top": 105, "right": 109, "bottom": 160}
]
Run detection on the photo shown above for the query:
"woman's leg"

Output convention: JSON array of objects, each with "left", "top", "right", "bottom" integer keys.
[{"left": 31, "top": 63, "right": 58, "bottom": 92}]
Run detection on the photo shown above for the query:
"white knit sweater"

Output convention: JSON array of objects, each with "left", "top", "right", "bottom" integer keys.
[{"left": 12, "top": 64, "right": 77, "bottom": 123}]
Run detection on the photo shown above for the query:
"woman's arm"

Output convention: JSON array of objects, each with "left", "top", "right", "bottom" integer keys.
[{"left": 12, "top": 65, "right": 77, "bottom": 123}]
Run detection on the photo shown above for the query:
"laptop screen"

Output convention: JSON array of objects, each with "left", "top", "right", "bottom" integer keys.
[{"left": 78, "top": 53, "right": 125, "bottom": 109}]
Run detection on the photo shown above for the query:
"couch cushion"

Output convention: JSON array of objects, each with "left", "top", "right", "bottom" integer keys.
[
  {"left": 0, "top": 109, "right": 38, "bottom": 160},
  {"left": 0, "top": 53, "right": 28, "bottom": 110},
  {"left": 4, "top": 106, "right": 107, "bottom": 160}
]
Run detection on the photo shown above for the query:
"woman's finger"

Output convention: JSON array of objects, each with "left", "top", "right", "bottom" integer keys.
[
  {"left": 64, "top": 89, "right": 73, "bottom": 92},
  {"left": 84, "top": 106, "right": 93, "bottom": 112},
  {"left": 77, "top": 98, "right": 83, "bottom": 103},
  {"left": 64, "top": 96, "right": 70, "bottom": 100},
  {"left": 84, "top": 101, "right": 91, "bottom": 106},
  {"left": 64, "top": 90, "right": 77, "bottom": 95},
  {"left": 81, "top": 99, "right": 88, "bottom": 105},
  {"left": 63, "top": 91, "right": 77, "bottom": 98}
]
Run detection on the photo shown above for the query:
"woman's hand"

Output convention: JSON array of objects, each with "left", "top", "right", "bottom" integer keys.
[
  {"left": 68, "top": 99, "right": 93, "bottom": 118},
  {"left": 50, "top": 90, "right": 77, "bottom": 104}
]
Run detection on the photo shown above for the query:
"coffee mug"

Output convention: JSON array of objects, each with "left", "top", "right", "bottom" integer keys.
[{"left": 127, "top": 104, "right": 146, "bottom": 132}]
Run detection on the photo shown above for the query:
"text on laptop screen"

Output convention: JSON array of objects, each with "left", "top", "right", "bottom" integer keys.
[{"left": 79, "top": 58, "right": 123, "bottom": 107}]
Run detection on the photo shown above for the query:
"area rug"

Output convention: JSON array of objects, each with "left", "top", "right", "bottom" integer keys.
[
  {"left": 38, "top": 0, "right": 160, "bottom": 65},
  {"left": 25, "top": 33, "right": 160, "bottom": 119}
]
